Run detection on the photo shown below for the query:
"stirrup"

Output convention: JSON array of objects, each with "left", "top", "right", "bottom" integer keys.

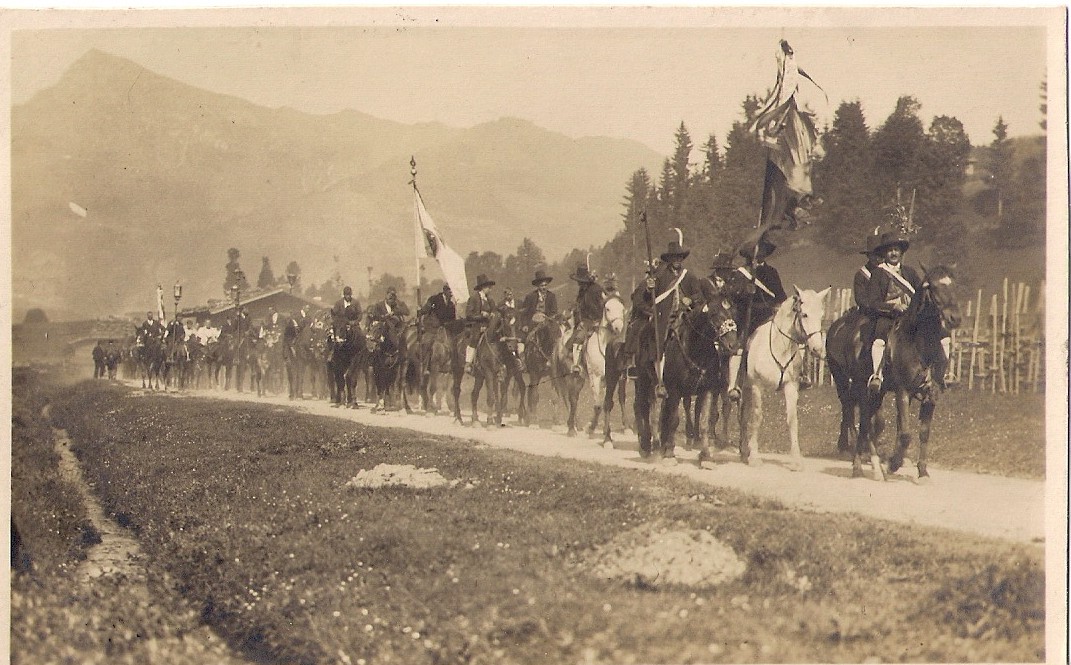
[
  {"left": 867, "top": 373, "right": 882, "bottom": 391},
  {"left": 571, "top": 363, "right": 582, "bottom": 374},
  {"left": 625, "top": 366, "right": 638, "bottom": 380},
  {"left": 727, "top": 387, "right": 741, "bottom": 403},
  {"left": 464, "top": 362, "right": 474, "bottom": 376}
]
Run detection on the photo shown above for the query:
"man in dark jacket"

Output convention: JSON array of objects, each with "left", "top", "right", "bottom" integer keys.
[
  {"left": 727, "top": 229, "right": 788, "bottom": 401},
  {"left": 566, "top": 264, "right": 606, "bottom": 373},
  {"left": 330, "top": 286, "right": 362, "bottom": 341},
  {"left": 420, "top": 284, "right": 458, "bottom": 330},
  {"left": 464, "top": 274, "right": 497, "bottom": 374},
  {"left": 862, "top": 230, "right": 923, "bottom": 392}
]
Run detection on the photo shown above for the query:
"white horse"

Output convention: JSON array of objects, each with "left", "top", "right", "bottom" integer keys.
[
  {"left": 740, "top": 286, "right": 831, "bottom": 471},
  {"left": 582, "top": 294, "right": 627, "bottom": 444}
]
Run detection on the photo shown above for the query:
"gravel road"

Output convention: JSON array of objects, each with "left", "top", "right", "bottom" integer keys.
[{"left": 149, "top": 387, "right": 1049, "bottom": 546}]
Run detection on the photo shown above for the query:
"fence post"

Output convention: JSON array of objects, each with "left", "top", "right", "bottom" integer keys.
[{"left": 968, "top": 289, "right": 982, "bottom": 391}]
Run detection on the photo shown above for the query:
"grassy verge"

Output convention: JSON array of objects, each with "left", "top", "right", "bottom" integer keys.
[
  {"left": 9, "top": 371, "right": 246, "bottom": 665},
  {"left": 39, "top": 378, "right": 1044, "bottom": 664}
]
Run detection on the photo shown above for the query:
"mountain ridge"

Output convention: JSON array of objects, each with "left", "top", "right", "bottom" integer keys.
[{"left": 12, "top": 49, "right": 663, "bottom": 321}]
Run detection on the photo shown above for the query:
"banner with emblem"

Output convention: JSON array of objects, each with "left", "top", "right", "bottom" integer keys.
[
  {"left": 413, "top": 188, "right": 469, "bottom": 304},
  {"left": 156, "top": 285, "right": 165, "bottom": 321},
  {"left": 749, "top": 40, "right": 825, "bottom": 232}
]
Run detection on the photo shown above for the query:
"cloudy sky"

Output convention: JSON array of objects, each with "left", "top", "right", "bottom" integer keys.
[{"left": 6, "top": 7, "right": 1060, "bottom": 156}]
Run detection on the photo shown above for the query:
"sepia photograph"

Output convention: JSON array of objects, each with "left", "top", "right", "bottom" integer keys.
[{"left": 3, "top": 6, "right": 1067, "bottom": 664}]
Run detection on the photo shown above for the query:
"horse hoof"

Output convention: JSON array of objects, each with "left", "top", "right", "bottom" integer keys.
[
  {"left": 699, "top": 460, "right": 717, "bottom": 470},
  {"left": 566, "top": 430, "right": 577, "bottom": 438},
  {"left": 661, "top": 457, "right": 678, "bottom": 467},
  {"left": 747, "top": 456, "right": 763, "bottom": 467},
  {"left": 602, "top": 440, "right": 614, "bottom": 450},
  {"left": 915, "top": 474, "right": 930, "bottom": 486},
  {"left": 788, "top": 460, "right": 804, "bottom": 472},
  {"left": 851, "top": 466, "right": 864, "bottom": 479}
]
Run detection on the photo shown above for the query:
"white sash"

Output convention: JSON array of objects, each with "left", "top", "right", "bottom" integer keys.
[
  {"left": 860, "top": 266, "right": 871, "bottom": 280},
  {"left": 736, "top": 266, "right": 775, "bottom": 298},
  {"left": 654, "top": 269, "right": 688, "bottom": 304},
  {"left": 879, "top": 263, "right": 915, "bottom": 294}
]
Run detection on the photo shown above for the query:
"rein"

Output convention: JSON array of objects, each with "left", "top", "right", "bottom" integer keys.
[{"left": 766, "top": 300, "right": 815, "bottom": 389}]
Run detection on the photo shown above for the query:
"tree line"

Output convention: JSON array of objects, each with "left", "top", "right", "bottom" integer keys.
[{"left": 224, "top": 84, "right": 1046, "bottom": 308}]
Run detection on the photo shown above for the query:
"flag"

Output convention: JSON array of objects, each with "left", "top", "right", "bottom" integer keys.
[
  {"left": 750, "top": 40, "right": 823, "bottom": 231},
  {"left": 414, "top": 187, "right": 470, "bottom": 304},
  {"left": 156, "top": 285, "right": 165, "bottom": 320}
]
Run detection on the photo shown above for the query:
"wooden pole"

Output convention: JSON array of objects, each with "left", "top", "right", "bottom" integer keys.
[
  {"left": 999, "top": 278, "right": 1009, "bottom": 392},
  {"left": 968, "top": 289, "right": 982, "bottom": 391},
  {"left": 990, "top": 294, "right": 998, "bottom": 394}
]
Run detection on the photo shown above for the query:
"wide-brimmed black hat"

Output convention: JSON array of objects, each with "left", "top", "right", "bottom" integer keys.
[
  {"left": 660, "top": 240, "right": 690, "bottom": 262},
  {"left": 873, "top": 231, "right": 910, "bottom": 255},
  {"left": 474, "top": 273, "right": 496, "bottom": 290},
  {"left": 860, "top": 228, "right": 884, "bottom": 255},
  {"left": 570, "top": 264, "right": 596, "bottom": 283},
  {"left": 531, "top": 269, "right": 554, "bottom": 286}
]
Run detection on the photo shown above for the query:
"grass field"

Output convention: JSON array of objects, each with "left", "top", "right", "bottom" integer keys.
[{"left": 11, "top": 370, "right": 1047, "bottom": 664}]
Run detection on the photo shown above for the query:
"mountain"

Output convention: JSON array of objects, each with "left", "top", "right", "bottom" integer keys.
[{"left": 11, "top": 49, "right": 663, "bottom": 321}]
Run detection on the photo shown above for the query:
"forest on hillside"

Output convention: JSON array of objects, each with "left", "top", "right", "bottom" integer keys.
[{"left": 236, "top": 85, "right": 1047, "bottom": 306}]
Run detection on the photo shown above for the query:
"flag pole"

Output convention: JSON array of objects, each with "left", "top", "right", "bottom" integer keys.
[
  {"left": 410, "top": 156, "right": 423, "bottom": 341},
  {"left": 640, "top": 209, "right": 662, "bottom": 393}
]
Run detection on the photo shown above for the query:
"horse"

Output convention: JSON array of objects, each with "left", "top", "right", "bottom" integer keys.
[
  {"left": 326, "top": 320, "right": 366, "bottom": 407},
  {"left": 827, "top": 265, "right": 962, "bottom": 481},
  {"left": 580, "top": 295, "right": 627, "bottom": 444},
  {"left": 292, "top": 312, "right": 331, "bottom": 400},
  {"left": 551, "top": 311, "right": 588, "bottom": 437},
  {"left": 633, "top": 294, "right": 740, "bottom": 463},
  {"left": 134, "top": 329, "right": 166, "bottom": 390},
  {"left": 451, "top": 311, "right": 527, "bottom": 427},
  {"left": 738, "top": 287, "right": 831, "bottom": 471},
  {"left": 678, "top": 293, "right": 742, "bottom": 463},
  {"left": 419, "top": 320, "right": 459, "bottom": 415},
  {"left": 163, "top": 324, "right": 189, "bottom": 391},
  {"left": 520, "top": 312, "right": 564, "bottom": 427},
  {"left": 365, "top": 318, "right": 410, "bottom": 412}
]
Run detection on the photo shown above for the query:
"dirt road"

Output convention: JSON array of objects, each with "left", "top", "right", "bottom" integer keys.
[{"left": 150, "top": 387, "right": 1048, "bottom": 545}]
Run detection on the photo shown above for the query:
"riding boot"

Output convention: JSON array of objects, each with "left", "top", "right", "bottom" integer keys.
[
  {"left": 938, "top": 335, "right": 953, "bottom": 388},
  {"left": 655, "top": 358, "right": 667, "bottom": 399},
  {"left": 571, "top": 344, "right": 582, "bottom": 374},
  {"left": 464, "top": 345, "right": 475, "bottom": 375},
  {"left": 726, "top": 352, "right": 742, "bottom": 402},
  {"left": 622, "top": 351, "right": 637, "bottom": 380},
  {"left": 868, "top": 339, "right": 886, "bottom": 392}
]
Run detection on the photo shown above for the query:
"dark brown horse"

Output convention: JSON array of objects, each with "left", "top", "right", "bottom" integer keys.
[
  {"left": 633, "top": 297, "right": 739, "bottom": 463},
  {"left": 520, "top": 313, "right": 564, "bottom": 427},
  {"left": 451, "top": 311, "right": 527, "bottom": 427},
  {"left": 134, "top": 329, "right": 166, "bottom": 390},
  {"left": 419, "top": 320, "right": 459, "bottom": 414},
  {"left": 326, "top": 320, "right": 366, "bottom": 407},
  {"left": 826, "top": 265, "right": 962, "bottom": 481}
]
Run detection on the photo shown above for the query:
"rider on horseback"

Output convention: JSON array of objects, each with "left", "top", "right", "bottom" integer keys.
[
  {"left": 566, "top": 263, "right": 606, "bottom": 374},
  {"left": 330, "top": 286, "right": 363, "bottom": 344},
  {"left": 463, "top": 274, "right": 497, "bottom": 375},
  {"left": 137, "top": 311, "right": 165, "bottom": 340},
  {"left": 419, "top": 284, "right": 458, "bottom": 374},
  {"left": 862, "top": 230, "right": 923, "bottom": 393},
  {"left": 726, "top": 229, "right": 788, "bottom": 402},
  {"left": 367, "top": 287, "right": 411, "bottom": 338},
  {"left": 519, "top": 269, "right": 558, "bottom": 355}
]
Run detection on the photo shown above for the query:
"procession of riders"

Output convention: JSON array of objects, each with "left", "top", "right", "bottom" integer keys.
[{"left": 104, "top": 222, "right": 951, "bottom": 401}]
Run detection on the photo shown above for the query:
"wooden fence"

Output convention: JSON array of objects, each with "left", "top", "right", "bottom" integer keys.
[{"left": 805, "top": 279, "right": 1046, "bottom": 393}]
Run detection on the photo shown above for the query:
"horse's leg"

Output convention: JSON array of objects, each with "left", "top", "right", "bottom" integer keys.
[
  {"left": 831, "top": 366, "right": 856, "bottom": 455},
  {"left": 854, "top": 390, "right": 885, "bottom": 480},
  {"left": 703, "top": 390, "right": 720, "bottom": 466},
  {"left": 601, "top": 372, "right": 616, "bottom": 446},
  {"left": 469, "top": 374, "right": 482, "bottom": 426},
  {"left": 783, "top": 382, "right": 803, "bottom": 472},
  {"left": 741, "top": 381, "right": 763, "bottom": 466},
  {"left": 566, "top": 379, "right": 580, "bottom": 437},
  {"left": 633, "top": 370, "right": 653, "bottom": 458},
  {"left": 915, "top": 396, "right": 936, "bottom": 482},
  {"left": 696, "top": 392, "right": 714, "bottom": 466},
  {"left": 887, "top": 389, "right": 914, "bottom": 477},
  {"left": 526, "top": 372, "right": 540, "bottom": 427},
  {"left": 657, "top": 391, "right": 681, "bottom": 463},
  {"left": 682, "top": 395, "right": 696, "bottom": 450}
]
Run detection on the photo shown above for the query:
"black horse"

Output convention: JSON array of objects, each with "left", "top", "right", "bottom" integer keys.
[
  {"left": 520, "top": 314, "right": 563, "bottom": 427},
  {"left": 826, "top": 265, "right": 962, "bottom": 481},
  {"left": 326, "top": 320, "right": 366, "bottom": 407},
  {"left": 451, "top": 311, "right": 527, "bottom": 427},
  {"left": 633, "top": 296, "right": 739, "bottom": 463}
]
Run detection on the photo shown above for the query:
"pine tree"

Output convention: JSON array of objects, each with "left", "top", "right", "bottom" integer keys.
[
  {"left": 813, "top": 100, "right": 880, "bottom": 252},
  {"left": 986, "top": 116, "right": 1014, "bottom": 222},
  {"left": 257, "top": 256, "right": 276, "bottom": 289},
  {"left": 670, "top": 122, "right": 693, "bottom": 212},
  {"left": 871, "top": 96, "right": 926, "bottom": 206}
]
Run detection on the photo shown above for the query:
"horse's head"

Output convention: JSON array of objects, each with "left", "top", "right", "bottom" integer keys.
[
  {"left": 695, "top": 295, "right": 739, "bottom": 356},
  {"left": 602, "top": 296, "right": 626, "bottom": 336},
  {"left": 790, "top": 286, "right": 832, "bottom": 358},
  {"left": 918, "top": 265, "right": 963, "bottom": 331}
]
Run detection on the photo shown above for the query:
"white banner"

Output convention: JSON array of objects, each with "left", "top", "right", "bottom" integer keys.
[{"left": 414, "top": 189, "right": 469, "bottom": 304}]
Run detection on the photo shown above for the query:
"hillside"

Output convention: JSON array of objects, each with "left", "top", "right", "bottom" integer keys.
[{"left": 11, "top": 49, "right": 662, "bottom": 321}]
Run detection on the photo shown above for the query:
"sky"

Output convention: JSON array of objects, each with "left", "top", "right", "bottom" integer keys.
[{"left": 5, "top": 7, "right": 1059, "bottom": 156}]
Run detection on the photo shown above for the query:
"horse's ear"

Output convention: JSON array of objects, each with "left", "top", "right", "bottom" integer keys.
[
  {"left": 793, "top": 285, "right": 802, "bottom": 299},
  {"left": 818, "top": 285, "right": 832, "bottom": 301}
]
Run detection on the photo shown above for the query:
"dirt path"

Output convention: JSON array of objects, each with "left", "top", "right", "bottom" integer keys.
[{"left": 139, "top": 387, "right": 1047, "bottom": 546}]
